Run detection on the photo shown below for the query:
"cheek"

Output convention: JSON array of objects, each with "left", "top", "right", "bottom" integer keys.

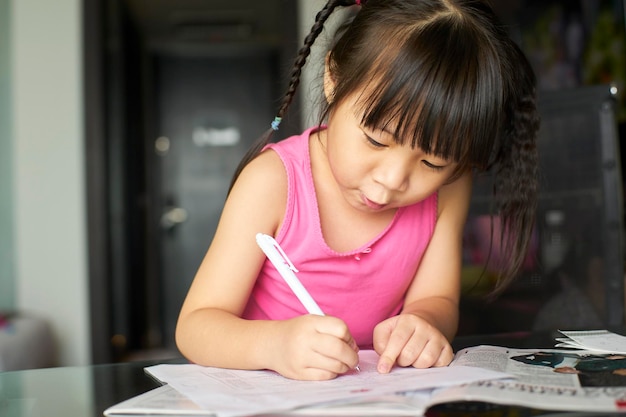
[
  {"left": 326, "top": 137, "right": 369, "bottom": 184},
  {"left": 404, "top": 174, "right": 448, "bottom": 203},
  {"left": 327, "top": 147, "right": 359, "bottom": 187}
]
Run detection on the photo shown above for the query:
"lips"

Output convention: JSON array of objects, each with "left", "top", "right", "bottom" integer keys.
[{"left": 361, "top": 194, "right": 386, "bottom": 210}]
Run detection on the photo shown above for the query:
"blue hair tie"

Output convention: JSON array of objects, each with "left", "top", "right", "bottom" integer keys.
[{"left": 271, "top": 117, "right": 282, "bottom": 131}]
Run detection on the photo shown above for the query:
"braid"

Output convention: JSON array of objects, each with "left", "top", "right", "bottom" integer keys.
[
  {"left": 489, "top": 43, "right": 540, "bottom": 297},
  {"left": 276, "top": 1, "right": 353, "bottom": 118},
  {"left": 228, "top": 0, "right": 360, "bottom": 193}
]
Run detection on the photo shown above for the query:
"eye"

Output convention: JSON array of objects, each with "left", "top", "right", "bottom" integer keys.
[
  {"left": 422, "top": 160, "right": 446, "bottom": 171},
  {"left": 364, "top": 134, "right": 386, "bottom": 148}
]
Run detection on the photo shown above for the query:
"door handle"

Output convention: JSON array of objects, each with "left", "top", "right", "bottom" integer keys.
[{"left": 160, "top": 206, "right": 188, "bottom": 230}]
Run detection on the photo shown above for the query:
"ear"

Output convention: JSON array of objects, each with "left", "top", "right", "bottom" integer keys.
[{"left": 323, "top": 53, "right": 336, "bottom": 103}]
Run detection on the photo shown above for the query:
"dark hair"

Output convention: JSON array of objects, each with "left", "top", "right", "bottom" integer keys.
[{"left": 230, "top": 0, "right": 539, "bottom": 297}]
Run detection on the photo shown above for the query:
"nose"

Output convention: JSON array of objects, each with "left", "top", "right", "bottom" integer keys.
[{"left": 372, "top": 157, "right": 410, "bottom": 193}]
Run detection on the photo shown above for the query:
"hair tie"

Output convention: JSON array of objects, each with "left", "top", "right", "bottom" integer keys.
[
  {"left": 355, "top": 0, "right": 361, "bottom": 5},
  {"left": 270, "top": 117, "right": 282, "bottom": 131}
]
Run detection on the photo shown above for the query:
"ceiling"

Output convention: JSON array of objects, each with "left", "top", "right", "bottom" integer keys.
[{"left": 123, "top": 0, "right": 293, "bottom": 54}]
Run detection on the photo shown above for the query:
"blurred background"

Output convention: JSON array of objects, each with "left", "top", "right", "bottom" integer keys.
[{"left": 0, "top": 0, "right": 625, "bottom": 370}]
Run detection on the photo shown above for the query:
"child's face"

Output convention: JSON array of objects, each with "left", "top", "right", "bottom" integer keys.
[{"left": 323, "top": 93, "right": 458, "bottom": 213}]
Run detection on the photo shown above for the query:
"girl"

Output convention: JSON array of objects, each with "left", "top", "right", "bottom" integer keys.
[{"left": 176, "top": 0, "right": 539, "bottom": 381}]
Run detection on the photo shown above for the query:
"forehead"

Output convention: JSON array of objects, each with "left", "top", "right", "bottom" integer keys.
[{"left": 343, "top": 100, "right": 455, "bottom": 165}]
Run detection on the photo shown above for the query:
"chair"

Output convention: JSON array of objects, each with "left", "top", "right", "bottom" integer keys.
[
  {"left": 0, "top": 312, "right": 56, "bottom": 370},
  {"left": 458, "top": 84, "right": 625, "bottom": 335}
]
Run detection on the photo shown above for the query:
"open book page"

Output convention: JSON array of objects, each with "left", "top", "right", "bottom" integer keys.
[
  {"left": 105, "top": 385, "right": 436, "bottom": 417},
  {"left": 135, "top": 350, "right": 509, "bottom": 417},
  {"left": 105, "top": 345, "right": 626, "bottom": 416},
  {"left": 285, "top": 391, "right": 436, "bottom": 416},
  {"left": 432, "top": 345, "right": 626, "bottom": 412}
]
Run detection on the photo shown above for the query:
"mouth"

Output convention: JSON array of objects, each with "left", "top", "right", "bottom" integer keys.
[{"left": 361, "top": 194, "right": 387, "bottom": 210}]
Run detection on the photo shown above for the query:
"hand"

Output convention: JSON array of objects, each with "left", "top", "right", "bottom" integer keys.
[
  {"left": 372, "top": 313, "right": 453, "bottom": 373},
  {"left": 272, "top": 315, "right": 359, "bottom": 380}
]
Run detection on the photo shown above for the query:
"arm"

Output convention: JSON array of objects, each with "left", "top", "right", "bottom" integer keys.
[
  {"left": 373, "top": 172, "right": 472, "bottom": 372},
  {"left": 175, "top": 150, "right": 358, "bottom": 380}
]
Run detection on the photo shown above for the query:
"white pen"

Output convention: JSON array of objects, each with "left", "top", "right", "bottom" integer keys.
[
  {"left": 255, "top": 233, "right": 361, "bottom": 372},
  {"left": 255, "top": 233, "right": 325, "bottom": 315}
]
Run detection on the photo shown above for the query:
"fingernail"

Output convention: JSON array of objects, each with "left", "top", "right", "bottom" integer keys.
[
  {"left": 377, "top": 361, "right": 391, "bottom": 373},
  {"left": 350, "top": 340, "right": 359, "bottom": 351}
]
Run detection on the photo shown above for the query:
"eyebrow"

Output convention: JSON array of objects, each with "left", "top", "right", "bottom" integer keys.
[{"left": 367, "top": 122, "right": 397, "bottom": 139}]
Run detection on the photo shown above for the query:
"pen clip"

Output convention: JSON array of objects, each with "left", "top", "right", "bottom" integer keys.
[
  {"left": 257, "top": 233, "right": 299, "bottom": 273},
  {"left": 256, "top": 233, "right": 325, "bottom": 316},
  {"left": 270, "top": 236, "right": 299, "bottom": 272},
  {"left": 271, "top": 240, "right": 299, "bottom": 273}
]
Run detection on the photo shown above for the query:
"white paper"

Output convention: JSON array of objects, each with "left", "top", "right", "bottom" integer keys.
[
  {"left": 104, "top": 385, "right": 210, "bottom": 416},
  {"left": 556, "top": 330, "right": 626, "bottom": 354},
  {"left": 144, "top": 350, "right": 511, "bottom": 417}
]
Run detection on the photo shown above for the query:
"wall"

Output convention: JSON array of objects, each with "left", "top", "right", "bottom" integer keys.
[
  {"left": 297, "top": 0, "right": 351, "bottom": 128},
  {"left": 0, "top": 0, "right": 15, "bottom": 310},
  {"left": 298, "top": 0, "right": 326, "bottom": 128},
  {"left": 10, "top": 0, "right": 90, "bottom": 366}
]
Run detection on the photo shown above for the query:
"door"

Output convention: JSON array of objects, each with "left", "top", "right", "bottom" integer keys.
[{"left": 150, "top": 53, "right": 280, "bottom": 351}]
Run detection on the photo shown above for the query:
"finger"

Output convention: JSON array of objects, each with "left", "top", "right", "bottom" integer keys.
[
  {"left": 376, "top": 327, "right": 415, "bottom": 373},
  {"left": 413, "top": 340, "right": 453, "bottom": 368},
  {"left": 293, "top": 362, "right": 340, "bottom": 381},
  {"left": 432, "top": 343, "right": 454, "bottom": 367},
  {"left": 409, "top": 340, "right": 435, "bottom": 368},
  {"left": 314, "top": 344, "right": 360, "bottom": 371},
  {"left": 347, "top": 336, "right": 359, "bottom": 353},
  {"left": 306, "top": 351, "right": 353, "bottom": 379},
  {"left": 396, "top": 337, "right": 427, "bottom": 367},
  {"left": 312, "top": 316, "right": 359, "bottom": 357},
  {"left": 372, "top": 321, "right": 394, "bottom": 373},
  {"left": 297, "top": 349, "right": 362, "bottom": 381},
  {"left": 313, "top": 315, "right": 353, "bottom": 342},
  {"left": 311, "top": 328, "right": 360, "bottom": 370}
]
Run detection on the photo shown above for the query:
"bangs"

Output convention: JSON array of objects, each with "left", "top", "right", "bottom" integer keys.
[{"left": 353, "top": 17, "right": 505, "bottom": 171}]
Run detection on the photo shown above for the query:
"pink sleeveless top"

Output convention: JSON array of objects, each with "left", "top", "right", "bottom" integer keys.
[{"left": 242, "top": 127, "right": 438, "bottom": 348}]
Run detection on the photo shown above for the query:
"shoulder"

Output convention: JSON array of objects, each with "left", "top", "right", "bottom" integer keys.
[
  {"left": 266, "top": 128, "right": 312, "bottom": 160},
  {"left": 435, "top": 172, "right": 473, "bottom": 232},
  {"left": 240, "top": 147, "right": 287, "bottom": 188},
  {"left": 224, "top": 129, "right": 313, "bottom": 234},
  {"left": 226, "top": 148, "right": 287, "bottom": 235},
  {"left": 438, "top": 173, "right": 472, "bottom": 214}
]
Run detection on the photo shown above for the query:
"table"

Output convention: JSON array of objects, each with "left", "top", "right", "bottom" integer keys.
[
  {"left": 1, "top": 330, "right": 625, "bottom": 417},
  {"left": 0, "top": 356, "right": 183, "bottom": 417}
]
